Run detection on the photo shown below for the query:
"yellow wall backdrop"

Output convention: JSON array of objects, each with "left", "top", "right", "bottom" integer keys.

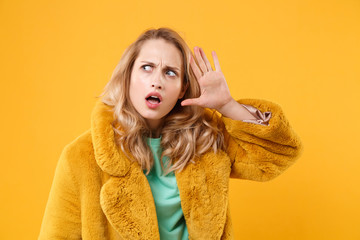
[{"left": 1, "top": 0, "right": 359, "bottom": 239}]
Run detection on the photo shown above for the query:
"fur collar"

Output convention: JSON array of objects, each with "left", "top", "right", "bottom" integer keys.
[{"left": 91, "top": 99, "right": 130, "bottom": 177}]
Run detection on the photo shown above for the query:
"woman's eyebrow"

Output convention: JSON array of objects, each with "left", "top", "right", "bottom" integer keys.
[{"left": 140, "top": 61, "right": 180, "bottom": 72}]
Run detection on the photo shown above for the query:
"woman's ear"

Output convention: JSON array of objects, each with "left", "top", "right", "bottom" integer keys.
[{"left": 179, "top": 81, "right": 189, "bottom": 99}]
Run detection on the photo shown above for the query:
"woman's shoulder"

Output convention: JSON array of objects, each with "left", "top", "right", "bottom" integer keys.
[
  {"left": 60, "top": 129, "right": 97, "bottom": 172},
  {"left": 64, "top": 129, "right": 93, "bottom": 154}
]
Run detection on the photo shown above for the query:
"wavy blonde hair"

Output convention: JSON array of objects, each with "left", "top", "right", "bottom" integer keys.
[{"left": 97, "top": 27, "right": 225, "bottom": 176}]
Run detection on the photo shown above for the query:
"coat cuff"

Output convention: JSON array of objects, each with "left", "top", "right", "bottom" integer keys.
[
  {"left": 222, "top": 99, "right": 303, "bottom": 150},
  {"left": 240, "top": 104, "right": 272, "bottom": 126}
]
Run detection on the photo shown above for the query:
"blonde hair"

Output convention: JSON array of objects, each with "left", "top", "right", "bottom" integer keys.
[{"left": 97, "top": 27, "right": 225, "bottom": 176}]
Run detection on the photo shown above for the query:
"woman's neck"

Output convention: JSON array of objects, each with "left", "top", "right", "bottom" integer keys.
[
  {"left": 150, "top": 128, "right": 162, "bottom": 138},
  {"left": 146, "top": 119, "right": 164, "bottom": 138}
]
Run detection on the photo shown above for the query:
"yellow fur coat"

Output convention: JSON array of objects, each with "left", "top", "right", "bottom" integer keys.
[{"left": 38, "top": 98, "right": 303, "bottom": 239}]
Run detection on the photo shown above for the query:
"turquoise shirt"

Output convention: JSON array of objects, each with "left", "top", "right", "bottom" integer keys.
[{"left": 144, "top": 137, "right": 189, "bottom": 240}]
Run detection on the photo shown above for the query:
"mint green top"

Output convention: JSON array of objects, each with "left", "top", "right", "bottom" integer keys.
[{"left": 144, "top": 137, "right": 189, "bottom": 240}]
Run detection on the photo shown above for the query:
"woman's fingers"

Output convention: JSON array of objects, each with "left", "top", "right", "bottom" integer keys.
[
  {"left": 183, "top": 48, "right": 226, "bottom": 110},
  {"left": 190, "top": 55, "right": 202, "bottom": 80},
  {"left": 190, "top": 47, "right": 222, "bottom": 80},
  {"left": 194, "top": 46, "right": 208, "bottom": 74},
  {"left": 199, "top": 47, "right": 212, "bottom": 72},
  {"left": 212, "top": 51, "right": 221, "bottom": 72}
]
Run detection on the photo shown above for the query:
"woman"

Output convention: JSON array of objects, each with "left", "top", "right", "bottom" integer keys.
[{"left": 38, "top": 28, "right": 303, "bottom": 239}]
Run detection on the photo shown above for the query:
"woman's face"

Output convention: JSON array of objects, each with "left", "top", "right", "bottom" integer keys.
[{"left": 129, "top": 39, "right": 186, "bottom": 131}]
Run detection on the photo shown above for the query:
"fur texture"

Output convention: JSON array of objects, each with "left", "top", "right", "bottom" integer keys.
[{"left": 38, "top": 98, "right": 303, "bottom": 240}]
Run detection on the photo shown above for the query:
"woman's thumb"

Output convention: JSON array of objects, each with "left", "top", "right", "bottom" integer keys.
[{"left": 181, "top": 98, "right": 200, "bottom": 106}]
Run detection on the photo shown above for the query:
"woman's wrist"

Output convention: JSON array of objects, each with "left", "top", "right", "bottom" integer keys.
[{"left": 217, "top": 98, "right": 257, "bottom": 121}]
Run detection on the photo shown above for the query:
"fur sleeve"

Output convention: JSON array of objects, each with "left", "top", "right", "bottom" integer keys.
[
  {"left": 38, "top": 144, "right": 82, "bottom": 239},
  {"left": 222, "top": 99, "right": 303, "bottom": 181}
]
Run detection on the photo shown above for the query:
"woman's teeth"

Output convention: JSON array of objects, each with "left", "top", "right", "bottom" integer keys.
[{"left": 147, "top": 96, "right": 160, "bottom": 103}]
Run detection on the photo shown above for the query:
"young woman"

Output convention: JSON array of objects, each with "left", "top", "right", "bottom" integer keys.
[{"left": 38, "top": 28, "right": 303, "bottom": 240}]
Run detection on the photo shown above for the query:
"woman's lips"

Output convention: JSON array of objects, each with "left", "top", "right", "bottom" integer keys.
[
  {"left": 146, "top": 98, "right": 161, "bottom": 109},
  {"left": 145, "top": 92, "right": 162, "bottom": 109}
]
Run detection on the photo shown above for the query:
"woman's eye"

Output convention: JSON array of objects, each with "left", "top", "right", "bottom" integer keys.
[
  {"left": 142, "top": 65, "right": 152, "bottom": 71},
  {"left": 166, "top": 70, "right": 176, "bottom": 76}
]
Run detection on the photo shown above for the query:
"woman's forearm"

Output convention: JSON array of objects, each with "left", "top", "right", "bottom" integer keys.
[{"left": 217, "top": 98, "right": 257, "bottom": 121}]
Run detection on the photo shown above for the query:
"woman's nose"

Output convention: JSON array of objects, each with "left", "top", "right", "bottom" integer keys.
[
  {"left": 151, "top": 82, "right": 162, "bottom": 89},
  {"left": 151, "top": 72, "right": 163, "bottom": 89}
]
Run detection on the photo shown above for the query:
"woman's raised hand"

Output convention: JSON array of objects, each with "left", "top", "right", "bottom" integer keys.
[{"left": 181, "top": 47, "right": 234, "bottom": 112}]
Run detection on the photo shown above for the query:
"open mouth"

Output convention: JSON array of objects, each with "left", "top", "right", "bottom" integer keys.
[
  {"left": 145, "top": 93, "right": 163, "bottom": 109},
  {"left": 146, "top": 96, "right": 161, "bottom": 104}
]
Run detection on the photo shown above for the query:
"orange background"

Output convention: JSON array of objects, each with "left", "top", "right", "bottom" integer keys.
[{"left": 1, "top": 0, "right": 359, "bottom": 239}]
